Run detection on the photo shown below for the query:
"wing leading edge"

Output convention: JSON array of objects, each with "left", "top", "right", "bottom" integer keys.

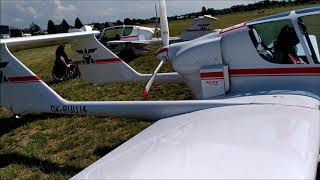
[
  {"left": 72, "top": 94, "right": 320, "bottom": 179},
  {"left": 0, "top": 31, "right": 100, "bottom": 51}
]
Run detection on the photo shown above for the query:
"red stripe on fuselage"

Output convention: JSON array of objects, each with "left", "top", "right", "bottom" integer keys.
[
  {"left": 200, "top": 72, "right": 224, "bottom": 79},
  {"left": 200, "top": 67, "right": 320, "bottom": 79},
  {"left": 95, "top": 58, "right": 123, "bottom": 64},
  {"left": 230, "top": 67, "right": 320, "bottom": 77},
  {"left": 8, "top": 76, "right": 41, "bottom": 83}
]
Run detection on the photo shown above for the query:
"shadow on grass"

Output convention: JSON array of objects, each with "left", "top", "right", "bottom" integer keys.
[
  {"left": 0, "top": 152, "right": 82, "bottom": 176},
  {"left": 94, "top": 142, "right": 125, "bottom": 158},
  {"left": 46, "top": 80, "right": 62, "bottom": 86},
  {"left": 0, "top": 114, "right": 72, "bottom": 136},
  {"left": 46, "top": 78, "right": 79, "bottom": 86},
  {"left": 118, "top": 50, "right": 140, "bottom": 63}
]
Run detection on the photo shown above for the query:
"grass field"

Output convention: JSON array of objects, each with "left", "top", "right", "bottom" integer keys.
[{"left": 1, "top": 3, "right": 320, "bottom": 179}]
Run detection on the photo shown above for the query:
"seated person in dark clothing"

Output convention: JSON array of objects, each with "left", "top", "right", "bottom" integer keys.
[
  {"left": 54, "top": 44, "right": 72, "bottom": 78},
  {"left": 273, "top": 25, "right": 305, "bottom": 64}
]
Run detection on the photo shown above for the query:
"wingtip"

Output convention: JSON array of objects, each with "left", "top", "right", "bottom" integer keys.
[{"left": 143, "top": 89, "right": 149, "bottom": 97}]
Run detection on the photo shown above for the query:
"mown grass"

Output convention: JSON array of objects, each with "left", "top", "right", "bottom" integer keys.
[{"left": 1, "top": 3, "right": 319, "bottom": 179}]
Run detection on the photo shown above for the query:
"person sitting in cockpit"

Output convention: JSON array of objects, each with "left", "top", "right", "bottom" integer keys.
[{"left": 273, "top": 25, "right": 305, "bottom": 64}]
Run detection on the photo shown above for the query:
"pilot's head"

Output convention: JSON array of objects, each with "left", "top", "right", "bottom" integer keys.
[
  {"left": 56, "top": 44, "right": 66, "bottom": 57},
  {"left": 277, "top": 25, "right": 299, "bottom": 47}
]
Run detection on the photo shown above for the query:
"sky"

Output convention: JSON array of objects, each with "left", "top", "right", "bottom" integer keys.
[{"left": 0, "top": 0, "right": 259, "bottom": 29}]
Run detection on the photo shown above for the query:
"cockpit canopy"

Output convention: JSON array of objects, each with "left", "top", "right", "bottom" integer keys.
[
  {"left": 248, "top": 7, "right": 320, "bottom": 64},
  {"left": 99, "top": 25, "right": 135, "bottom": 43}
]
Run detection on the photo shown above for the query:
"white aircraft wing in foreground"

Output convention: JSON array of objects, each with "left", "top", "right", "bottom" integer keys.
[{"left": 72, "top": 94, "right": 320, "bottom": 179}]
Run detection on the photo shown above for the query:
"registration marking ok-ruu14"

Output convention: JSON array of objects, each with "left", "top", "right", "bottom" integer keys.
[{"left": 51, "top": 105, "right": 87, "bottom": 114}]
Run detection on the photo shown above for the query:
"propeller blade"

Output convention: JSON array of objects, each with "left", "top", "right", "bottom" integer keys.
[
  {"left": 159, "top": 0, "right": 169, "bottom": 46},
  {"left": 155, "top": 3, "right": 160, "bottom": 38},
  {"left": 143, "top": 0, "right": 169, "bottom": 97},
  {"left": 143, "top": 60, "right": 165, "bottom": 97}
]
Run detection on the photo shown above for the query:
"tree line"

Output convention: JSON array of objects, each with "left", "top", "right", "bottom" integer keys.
[
  {"left": 24, "top": 0, "right": 318, "bottom": 35},
  {"left": 175, "top": 0, "right": 318, "bottom": 19},
  {"left": 47, "top": 17, "right": 84, "bottom": 34},
  {"left": 114, "top": 0, "right": 319, "bottom": 24}
]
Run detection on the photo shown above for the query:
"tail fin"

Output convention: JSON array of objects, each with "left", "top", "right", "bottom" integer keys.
[
  {"left": 70, "top": 34, "right": 181, "bottom": 85},
  {"left": 180, "top": 15, "right": 218, "bottom": 41},
  {"left": 0, "top": 43, "right": 65, "bottom": 115}
]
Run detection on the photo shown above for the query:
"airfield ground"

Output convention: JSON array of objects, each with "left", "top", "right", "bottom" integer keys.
[{"left": 1, "top": 3, "right": 320, "bottom": 179}]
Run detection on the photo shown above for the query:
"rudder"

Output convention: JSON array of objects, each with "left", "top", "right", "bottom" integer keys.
[
  {"left": 70, "top": 35, "right": 146, "bottom": 85},
  {"left": 180, "top": 15, "right": 218, "bottom": 41}
]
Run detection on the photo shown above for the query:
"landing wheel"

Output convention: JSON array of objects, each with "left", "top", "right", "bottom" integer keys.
[
  {"left": 66, "top": 65, "right": 79, "bottom": 80},
  {"left": 52, "top": 70, "right": 64, "bottom": 82},
  {"left": 14, "top": 114, "right": 22, "bottom": 119}
]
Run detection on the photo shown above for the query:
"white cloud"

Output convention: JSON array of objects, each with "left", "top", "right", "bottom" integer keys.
[
  {"left": 15, "top": 1, "right": 38, "bottom": 18},
  {"left": 53, "top": 0, "right": 76, "bottom": 12},
  {"left": 14, "top": 17, "right": 24, "bottom": 22},
  {"left": 26, "top": 6, "right": 38, "bottom": 18},
  {"left": 51, "top": 0, "right": 77, "bottom": 22},
  {"left": 15, "top": 2, "right": 25, "bottom": 12}
]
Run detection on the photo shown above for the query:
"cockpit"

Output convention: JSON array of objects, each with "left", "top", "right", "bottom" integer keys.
[
  {"left": 248, "top": 7, "right": 320, "bottom": 65},
  {"left": 99, "top": 26, "right": 134, "bottom": 45}
]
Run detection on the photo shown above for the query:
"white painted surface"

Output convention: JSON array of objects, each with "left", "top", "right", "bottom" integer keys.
[
  {"left": 72, "top": 95, "right": 320, "bottom": 179},
  {"left": 201, "top": 65, "right": 227, "bottom": 98},
  {"left": 70, "top": 35, "right": 182, "bottom": 85},
  {"left": 180, "top": 15, "right": 218, "bottom": 41},
  {"left": 0, "top": 31, "right": 99, "bottom": 51}
]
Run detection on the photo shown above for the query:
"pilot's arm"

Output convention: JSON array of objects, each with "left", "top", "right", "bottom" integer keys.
[{"left": 59, "top": 56, "right": 71, "bottom": 68}]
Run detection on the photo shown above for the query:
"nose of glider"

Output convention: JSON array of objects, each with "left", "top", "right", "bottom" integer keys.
[
  {"left": 155, "top": 46, "right": 169, "bottom": 61},
  {"left": 155, "top": 41, "right": 187, "bottom": 64}
]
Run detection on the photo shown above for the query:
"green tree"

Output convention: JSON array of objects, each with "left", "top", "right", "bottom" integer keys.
[
  {"left": 115, "top": 20, "right": 123, "bottom": 25},
  {"left": 104, "top": 21, "right": 110, "bottom": 28},
  {"left": 61, "top": 19, "right": 70, "bottom": 33},
  {"left": 47, "top": 20, "right": 56, "bottom": 34},
  {"left": 124, "top": 18, "right": 134, "bottom": 25},
  {"left": 75, "top": 17, "right": 84, "bottom": 29},
  {"left": 29, "top": 22, "right": 41, "bottom": 35},
  {"left": 201, "top": 6, "right": 207, "bottom": 15}
]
